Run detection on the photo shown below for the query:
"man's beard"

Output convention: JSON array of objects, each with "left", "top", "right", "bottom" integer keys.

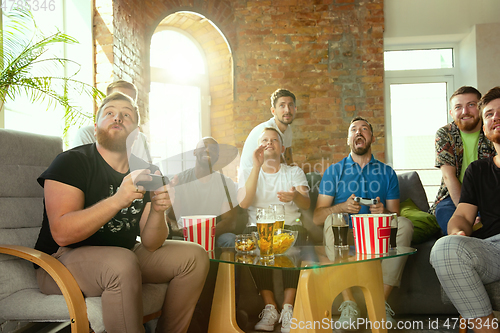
[
  {"left": 352, "top": 145, "right": 371, "bottom": 156},
  {"left": 456, "top": 115, "right": 480, "bottom": 132},
  {"left": 485, "top": 126, "right": 500, "bottom": 144},
  {"left": 96, "top": 126, "right": 127, "bottom": 152},
  {"left": 277, "top": 115, "right": 293, "bottom": 126},
  {"left": 351, "top": 136, "right": 372, "bottom": 156}
]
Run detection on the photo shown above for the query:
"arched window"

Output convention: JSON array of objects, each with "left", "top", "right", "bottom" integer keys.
[{"left": 149, "top": 27, "right": 210, "bottom": 172}]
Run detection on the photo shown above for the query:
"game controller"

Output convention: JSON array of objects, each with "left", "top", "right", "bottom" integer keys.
[
  {"left": 136, "top": 174, "right": 169, "bottom": 191},
  {"left": 354, "top": 197, "right": 378, "bottom": 206}
]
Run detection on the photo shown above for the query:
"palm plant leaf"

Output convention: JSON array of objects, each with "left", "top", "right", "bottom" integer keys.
[{"left": 0, "top": 8, "right": 105, "bottom": 135}]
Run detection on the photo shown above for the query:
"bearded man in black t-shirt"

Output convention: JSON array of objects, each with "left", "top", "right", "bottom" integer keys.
[
  {"left": 431, "top": 86, "right": 500, "bottom": 333},
  {"left": 34, "top": 92, "right": 209, "bottom": 333}
]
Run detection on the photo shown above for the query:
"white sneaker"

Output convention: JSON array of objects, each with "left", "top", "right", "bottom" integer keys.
[
  {"left": 255, "top": 304, "right": 279, "bottom": 331},
  {"left": 385, "top": 302, "right": 397, "bottom": 326},
  {"left": 280, "top": 304, "right": 293, "bottom": 333},
  {"left": 338, "top": 300, "right": 360, "bottom": 331}
]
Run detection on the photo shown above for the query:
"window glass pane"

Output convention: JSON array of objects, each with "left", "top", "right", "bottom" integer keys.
[
  {"left": 149, "top": 82, "right": 201, "bottom": 175},
  {"left": 150, "top": 30, "right": 205, "bottom": 75},
  {"left": 384, "top": 49, "right": 453, "bottom": 71},
  {"left": 390, "top": 82, "right": 449, "bottom": 203}
]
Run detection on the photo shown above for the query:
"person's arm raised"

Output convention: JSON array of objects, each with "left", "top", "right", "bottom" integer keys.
[{"left": 238, "top": 145, "right": 265, "bottom": 209}]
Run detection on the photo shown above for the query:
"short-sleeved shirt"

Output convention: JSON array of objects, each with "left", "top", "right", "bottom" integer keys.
[
  {"left": 238, "top": 164, "right": 308, "bottom": 227},
  {"left": 239, "top": 117, "right": 293, "bottom": 170},
  {"left": 34, "top": 144, "right": 155, "bottom": 255},
  {"left": 172, "top": 168, "right": 238, "bottom": 228},
  {"left": 429, "top": 121, "right": 495, "bottom": 214},
  {"left": 460, "top": 157, "right": 500, "bottom": 239},
  {"left": 318, "top": 154, "right": 400, "bottom": 226}
]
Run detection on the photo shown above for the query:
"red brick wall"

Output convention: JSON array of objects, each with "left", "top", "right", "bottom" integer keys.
[{"left": 93, "top": 0, "right": 385, "bottom": 170}]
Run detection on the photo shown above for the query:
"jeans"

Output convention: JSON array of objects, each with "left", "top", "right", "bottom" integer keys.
[{"left": 435, "top": 196, "right": 456, "bottom": 235}]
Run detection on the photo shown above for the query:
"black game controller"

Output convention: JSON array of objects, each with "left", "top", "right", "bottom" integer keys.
[
  {"left": 354, "top": 197, "right": 378, "bottom": 206},
  {"left": 136, "top": 174, "right": 169, "bottom": 191}
]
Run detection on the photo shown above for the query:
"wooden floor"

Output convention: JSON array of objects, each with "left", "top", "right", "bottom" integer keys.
[{"left": 11, "top": 315, "right": 467, "bottom": 333}]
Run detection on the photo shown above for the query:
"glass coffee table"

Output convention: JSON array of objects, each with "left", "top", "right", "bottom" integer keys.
[{"left": 207, "top": 245, "right": 416, "bottom": 333}]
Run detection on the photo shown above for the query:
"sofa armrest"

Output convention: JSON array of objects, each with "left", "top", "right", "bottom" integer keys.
[{"left": 0, "top": 244, "right": 89, "bottom": 333}]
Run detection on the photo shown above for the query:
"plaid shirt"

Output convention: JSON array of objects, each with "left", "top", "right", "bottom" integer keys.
[{"left": 429, "top": 121, "right": 495, "bottom": 215}]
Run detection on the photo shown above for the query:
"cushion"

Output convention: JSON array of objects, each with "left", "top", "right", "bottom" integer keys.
[
  {"left": 400, "top": 198, "right": 440, "bottom": 244},
  {"left": 398, "top": 171, "right": 429, "bottom": 212}
]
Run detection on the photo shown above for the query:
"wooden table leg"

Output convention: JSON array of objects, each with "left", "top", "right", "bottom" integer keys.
[
  {"left": 291, "top": 260, "right": 387, "bottom": 333},
  {"left": 208, "top": 253, "right": 244, "bottom": 333}
]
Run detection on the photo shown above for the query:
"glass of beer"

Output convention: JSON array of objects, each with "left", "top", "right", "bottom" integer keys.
[
  {"left": 390, "top": 213, "right": 398, "bottom": 249},
  {"left": 331, "top": 213, "right": 349, "bottom": 249},
  {"left": 256, "top": 207, "right": 275, "bottom": 260},
  {"left": 269, "top": 204, "right": 285, "bottom": 231}
]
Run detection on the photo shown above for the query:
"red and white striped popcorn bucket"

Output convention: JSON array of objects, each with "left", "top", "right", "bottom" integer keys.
[
  {"left": 352, "top": 214, "right": 392, "bottom": 254},
  {"left": 182, "top": 215, "right": 217, "bottom": 252}
]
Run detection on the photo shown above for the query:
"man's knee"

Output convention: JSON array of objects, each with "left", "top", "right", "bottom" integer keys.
[
  {"left": 102, "top": 248, "right": 141, "bottom": 281},
  {"left": 430, "top": 235, "right": 465, "bottom": 266},
  {"left": 396, "top": 216, "right": 414, "bottom": 246}
]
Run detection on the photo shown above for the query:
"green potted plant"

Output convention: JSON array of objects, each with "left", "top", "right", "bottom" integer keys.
[{"left": 0, "top": 8, "right": 104, "bottom": 135}]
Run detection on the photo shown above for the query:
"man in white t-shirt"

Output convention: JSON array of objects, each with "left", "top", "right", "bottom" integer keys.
[
  {"left": 238, "top": 127, "right": 309, "bottom": 333},
  {"left": 71, "top": 80, "right": 150, "bottom": 161},
  {"left": 240, "top": 88, "right": 297, "bottom": 170}
]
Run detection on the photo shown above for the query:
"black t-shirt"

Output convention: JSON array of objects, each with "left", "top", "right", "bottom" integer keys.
[
  {"left": 460, "top": 157, "right": 500, "bottom": 239},
  {"left": 35, "top": 143, "right": 156, "bottom": 255}
]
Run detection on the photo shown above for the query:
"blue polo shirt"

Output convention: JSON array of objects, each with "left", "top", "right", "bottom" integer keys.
[{"left": 319, "top": 154, "right": 400, "bottom": 223}]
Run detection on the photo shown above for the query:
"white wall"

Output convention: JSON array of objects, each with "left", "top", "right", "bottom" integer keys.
[
  {"left": 476, "top": 22, "right": 500, "bottom": 93},
  {"left": 457, "top": 26, "right": 477, "bottom": 89}
]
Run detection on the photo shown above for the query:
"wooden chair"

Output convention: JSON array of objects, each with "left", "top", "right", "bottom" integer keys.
[{"left": 0, "top": 129, "right": 166, "bottom": 333}]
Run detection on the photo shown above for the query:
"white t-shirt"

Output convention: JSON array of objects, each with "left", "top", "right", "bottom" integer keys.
[
  {"left": 239, "top": 117, "right": 293, "bottom": 170},
  {"left": 173, "top": 168, "right": 238, "bottom": 229},
  {"left": 238, "top": 164, "right": 308, "bottom": 227},
  {"left": 71, "top": 125, "right": 150, "bottom": 161}
]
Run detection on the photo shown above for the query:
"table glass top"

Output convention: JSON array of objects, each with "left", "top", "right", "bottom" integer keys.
[{"left": 208, "top": 245, "right": 416, "bottom": 270}]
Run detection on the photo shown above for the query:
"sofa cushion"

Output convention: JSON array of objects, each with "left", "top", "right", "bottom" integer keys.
[
  {"left": 398, "top": 171, "right": 429, "bottom": 212},
  {"left": 400, "top": 198, "right": 440, "bottom": 244}
]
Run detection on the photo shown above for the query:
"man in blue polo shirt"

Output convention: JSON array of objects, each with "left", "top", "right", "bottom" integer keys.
[{"left": 313, "top": 116, "right": 413, "bottom": 330}]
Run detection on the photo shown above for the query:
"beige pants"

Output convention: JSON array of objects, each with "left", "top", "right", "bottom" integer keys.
[
  {"left": 324, "top": 216, "right": 414, "bottom": 287},
  {"left": 36, "top": 240, "right": 209, "bottom": 333}
]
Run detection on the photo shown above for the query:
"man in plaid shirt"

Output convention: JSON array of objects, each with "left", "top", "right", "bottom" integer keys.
[{"left": 429, "top": 86, "right": 495, "bottom": 235}]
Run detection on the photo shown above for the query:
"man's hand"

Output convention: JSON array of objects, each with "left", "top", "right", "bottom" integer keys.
[
  {"left": 449, "top": 230, "right": 467, "bottom": 236},
  {"left": 150, "top": 171, "right": 174, "bottom": 212},
  {"left": 369, "top": 196, "right": 385, "bottom": 214},
  {"left": 343, "top": 194, "right": 361, "bottom": 214},
  {"left": 252, "top": 144, "right": 265, "bottom": 168},
  {"left": 277, "top": 186, "right": 296, "bottom": 203},
  {"left": 115, "top": 169, "right": 149, "bottom": 209}
]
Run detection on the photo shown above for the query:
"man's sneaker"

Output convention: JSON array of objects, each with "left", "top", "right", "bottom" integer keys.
[
  {"left": 255, "top": 304, "right": 279, "bottom": 331},
  {"left": 338, "top": 300, "right": 360, "bottom": 331},
  {"left": 385, "top": 301, "right": 397, "bottom": 326},
  {"left": 280, "top": 304, "right": 294, "bottom": 333}
]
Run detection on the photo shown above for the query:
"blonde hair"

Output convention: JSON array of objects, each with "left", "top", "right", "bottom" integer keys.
[
  {"left": 258, "top": 127, "right": 283, "bottom": 146},
  {"left": 95, "top": 92, "right": 140, "bottom": 124}
]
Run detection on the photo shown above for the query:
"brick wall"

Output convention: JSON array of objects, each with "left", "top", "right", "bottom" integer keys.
[{"left": 93, "top": 0, "right": 385, "bottom": 170}]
